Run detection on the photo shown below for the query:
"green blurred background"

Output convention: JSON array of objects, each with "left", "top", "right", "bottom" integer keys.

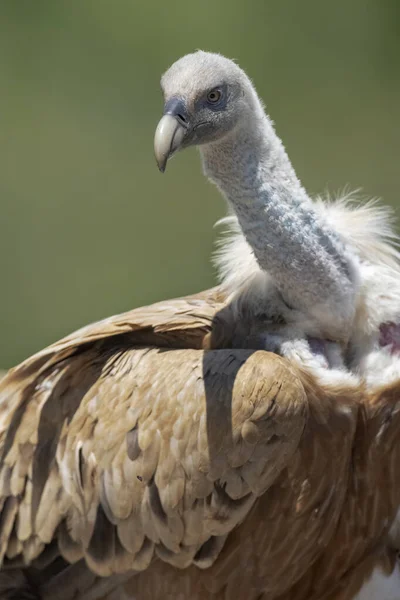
[{"left": 0, "top": 1, "right": 399, "bottom": 367}]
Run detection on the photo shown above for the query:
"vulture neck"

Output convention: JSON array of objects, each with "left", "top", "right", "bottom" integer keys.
[{"left": 200, "top": 106, "right": 357, "bottom": 340}]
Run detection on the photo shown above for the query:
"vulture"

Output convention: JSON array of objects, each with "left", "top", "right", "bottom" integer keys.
[{"left": 1, "top": 51, "right": 400, "bottom": 600}]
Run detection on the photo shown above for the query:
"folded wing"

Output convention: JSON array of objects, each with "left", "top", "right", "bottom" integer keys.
[{"left": 0, "top": 288, "right": 307, "bottom": 581}]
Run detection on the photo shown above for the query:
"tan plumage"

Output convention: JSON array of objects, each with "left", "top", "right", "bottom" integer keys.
[
  {"left": 0, "top": 288, "right": 399, "bottom": 599},
  {"left": 1, "top": 51, "right": 400, "bottom": 599}
]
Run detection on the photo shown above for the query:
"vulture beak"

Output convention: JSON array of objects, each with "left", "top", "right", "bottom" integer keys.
[{"left": 154, "top": 97, "right": 189, "bottom": 172}]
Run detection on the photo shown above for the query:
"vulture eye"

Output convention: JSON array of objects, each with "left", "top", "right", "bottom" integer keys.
[{"left": 206, "top": 89, "right": 222, "bottom": 104}]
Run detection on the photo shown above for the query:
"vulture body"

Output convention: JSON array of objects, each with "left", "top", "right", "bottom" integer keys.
[{"left": 1, "top": 51, "right": 400, "bottom": 600}]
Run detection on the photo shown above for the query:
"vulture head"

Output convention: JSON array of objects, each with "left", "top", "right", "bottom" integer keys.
[{"left": 154, "top": 51, "right": 258, "bottom": 169}]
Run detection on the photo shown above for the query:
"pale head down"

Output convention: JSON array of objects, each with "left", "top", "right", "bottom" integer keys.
[{"left": 154, "top": 51, "right": 261, "bottom": 171}]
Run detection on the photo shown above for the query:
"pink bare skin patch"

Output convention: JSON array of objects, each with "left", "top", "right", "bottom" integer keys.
[{"left": 379, "top": 322, "right": 400, "bottom": 355}]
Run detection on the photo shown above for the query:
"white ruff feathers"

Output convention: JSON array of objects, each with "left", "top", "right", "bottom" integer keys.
[{"left": 214, "top": 191, "right": 400, "bottom": 390}]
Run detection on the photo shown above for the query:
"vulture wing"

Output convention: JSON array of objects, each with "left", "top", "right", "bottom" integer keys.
[{"left": 0, "top": 287, "right": 308, "bottom": 598}]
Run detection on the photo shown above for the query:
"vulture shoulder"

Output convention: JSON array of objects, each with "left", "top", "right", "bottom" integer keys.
[{"left": 0, "top": 288, "right": 308, "bottom": 585}]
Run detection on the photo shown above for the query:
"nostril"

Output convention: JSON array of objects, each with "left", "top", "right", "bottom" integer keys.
[{"left": 164, "top": 97, "right": 189, "bottom": 126}]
